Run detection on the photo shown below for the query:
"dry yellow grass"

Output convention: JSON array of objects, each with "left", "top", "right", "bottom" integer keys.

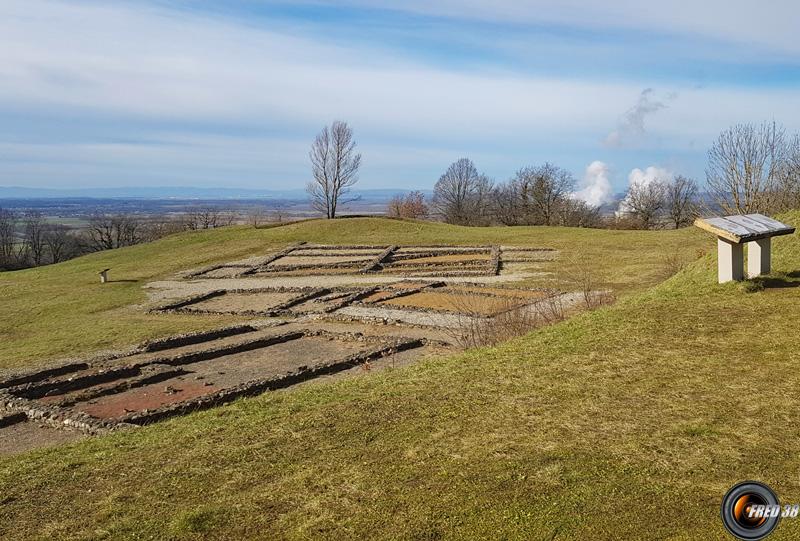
[{"left": 3, "top": 222, "right": 800, "bottom": 538}]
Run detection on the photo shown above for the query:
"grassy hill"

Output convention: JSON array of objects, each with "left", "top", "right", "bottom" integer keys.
[
  {"left": 4, "top": 216, "right": 800, "bottom": 539},
  {"left": 0, "top": 218, "right": 706, "bottom": 372}
]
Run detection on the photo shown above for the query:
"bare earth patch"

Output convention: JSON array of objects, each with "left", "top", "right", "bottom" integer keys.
[
  {"left": 379, "top": 291, "right": 520, "bottom": 316},
  {"left": 392, "top": 254, "right": 489, "bottom": 264},
  {"left": 269, "top": 255, "right": 373, "bottom": 266},
  {"left": 187, "top": 291, "right": 301, "bottom": 313},
  {"left": 0, "top": 422, "right": 85, "bottom": 456}
]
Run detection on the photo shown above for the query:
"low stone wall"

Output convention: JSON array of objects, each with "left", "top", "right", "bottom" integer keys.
[
  {"left": 360, "top": 245, "right": 398, "bottom": 273},
  {"left": 237, "top": 242, "right": 307, "bottom": 277},
  {"left": 153, "top": 287, "right": 331, "bottom": 317},
  {"left": 389, "top": 250, "right": 491, "bottom": 261},
  {"left": 52, "top": 365, "right": 188, "bottom": 408},
  {"left": 13, "top": 365, "right": 143, "bottom": 400},
  {"left": 150, "top": 289, "right": 227, "bottom": 312},
  {"left": 489, "top": 245, "right": 501, "bottom": 275},
  {"left": 182, "top": 242, "right": 306, "bottom": 279},
  {"left": 0, "top": 362, "right": 90, "bottom": 390},
  {"left": 0, "top": 390, "right": 128, "bottom": 434},
  {"left": 355, "top": 282, "right": 443, "bottom": 306},
  {"left": 301, "top": 244, "right": 389, "bottom": 250},
  {"left": 1, "top": 325, "right": 431, "bottom": 435},
  {"left": 141, "top": 324, "right": 259, "bottom": 352},
  {"left": 176, "top": 243, "right": 558, "bottom": 281}
]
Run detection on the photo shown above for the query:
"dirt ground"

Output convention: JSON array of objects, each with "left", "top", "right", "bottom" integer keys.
[
  {"left": 249, "top": 267, "right": 365, "bottom": 277},
  {"left": 334, "top": 305, "right": 467, "bottom": 328},
  {"left": 75, "top": 380, "right": 219, "bottom": 419},
  {"left": 379, "top": 291, "right": 523, "bottom": 316},
  {"left": 0, "top": 421, "right": 86, "bottom": 456},
  {"left": 269, "top": 255, "right": 374, "bottom": 266},
  {"left": 392, "top": 254, "right": 489, "bottom": 264},
  {"left": 394, "top": 246, "right": 487, "bottom": 253},
  {"left": 360, "top": 290, "right": 405, "bottom": 303},
  {"left": 187, "top": 291, "right": 303, "bottom": 313},
  {"left": 293, "top": 248, "right": 385, "bottom": 257},
  {"left": 445, "top": 286, "right": 551, "bottom": 299}
]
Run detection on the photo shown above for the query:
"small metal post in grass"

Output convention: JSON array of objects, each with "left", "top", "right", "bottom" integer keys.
[{"left": 99, "top": 268, "right": 110, "bottom": 284}]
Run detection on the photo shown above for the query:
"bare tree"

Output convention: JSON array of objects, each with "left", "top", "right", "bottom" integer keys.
[
  {"left": 665, "top": 175, "right": 698, "bottom": 229},
  {"left": 387, "top": 191, "right": 428, "bottom": 219},
  {"left": 622, "top": 180, "right": 667, "bottom": 229},
  {"left": 184, "top": 207, "right": 223, "bottom": 230},
  {"left": 87, "top": 213, "right": 116, "bottom": 250},
  {"left": 0, "top": 208, "right": 17, "bottom": 267},
  {"left": 526, "top": 163, "right": 574, "bottom": 225},
  {"left": 490, "top": 163, "right": 576, "bottom": 226},
  {"left": 114, "top": 214, "right": 141, "bottom": 247},
  {"left": 491, "top": 181, "right": 521, "bottom": 226},
  {"left": 556, "top": 198, "right": 602, "bottom": 228},
  {"left": 433, "top": 158, "right": 492, "bottom": 225},
  {"left": 307, "top": 120, "right": 361, "bottom": 219},
  {"left": 139, "top": 216, "right": 185, "bottom": 242},
  {"left": 775, "top": 133, "right": 800, "bottom": 211},
  {"left": 43, "top": 224, "right": 72, "bottom": 263},
  {"left": 248, "top": 207, "right": 268, "bottom": 228},
  {"left": 22, "top": 210, "right": 46, "bottom": 266},
  {"left": 706, "top": 122, "right": 789, "bottom": 214},
  {"left": 86, "top": 213, "right": 143, "bottom": 251}
]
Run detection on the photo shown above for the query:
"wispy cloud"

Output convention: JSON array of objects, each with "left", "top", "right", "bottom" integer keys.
[
  {"left": 0, "top": 0, "right": 799, "bottom": 190},
  {"left": 308, "top": 0, "right": 800, "bottom": 56},
  {"left": 604, "top": 89, "right": 676, "bottom": 148}
]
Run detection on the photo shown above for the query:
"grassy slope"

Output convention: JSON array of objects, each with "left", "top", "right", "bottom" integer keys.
[
  {"left": 0, "top": 218, "right": 705, "bottom": 372},
  {"left": 9, "top": 217, "right": 800, "bottom": 538}
]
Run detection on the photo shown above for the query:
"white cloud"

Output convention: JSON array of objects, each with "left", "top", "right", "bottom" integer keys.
[
  {"left": 572, "top": 161, "right": 614, "bottom": 207},
  {"left": 628, "top": 166, "right": 673, "bottom": 188},
  {"left": 320, "top": 0, "right": 800, "bottom": 56}
]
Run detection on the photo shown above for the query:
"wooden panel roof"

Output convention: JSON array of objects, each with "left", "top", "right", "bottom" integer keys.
[{"left": 694, "top": 213, "right": 795, "bottom": 244}]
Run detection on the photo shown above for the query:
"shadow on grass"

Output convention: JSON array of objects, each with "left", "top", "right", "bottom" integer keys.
[
  {"left": 750, "top": 272, "right": 800, "bottom": 290},
  {"left": 106, "top": 279, "right": 139, "bottom": 284}
]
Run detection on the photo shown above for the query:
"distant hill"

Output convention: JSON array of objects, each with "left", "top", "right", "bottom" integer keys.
[{"left": 0, "top": 186, "right": 433, "bottom": 201}]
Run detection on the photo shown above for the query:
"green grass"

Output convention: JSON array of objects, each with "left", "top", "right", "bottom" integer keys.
[
  {"left": 6, "top": 215, "right": 798, "bottom": 539},
  {"left": 0, "top": 218, "right": 706, "bottom": 372}
]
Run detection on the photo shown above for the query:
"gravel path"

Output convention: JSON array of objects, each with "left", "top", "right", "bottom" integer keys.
[{"left": 335, "top": 306, "right": 467, "bottom": 328}]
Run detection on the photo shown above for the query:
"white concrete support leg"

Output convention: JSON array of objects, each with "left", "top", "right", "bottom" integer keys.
[
  {"left": 747, "top": 238, "right": 771, "bottom": 278},
  {"left": 718, "top": 238, "right": 744, "bottom": 283}
]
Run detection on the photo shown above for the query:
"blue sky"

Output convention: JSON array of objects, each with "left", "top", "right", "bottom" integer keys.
[{"left": 1, "top": 0, "right": 799, "bottom": 201}]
